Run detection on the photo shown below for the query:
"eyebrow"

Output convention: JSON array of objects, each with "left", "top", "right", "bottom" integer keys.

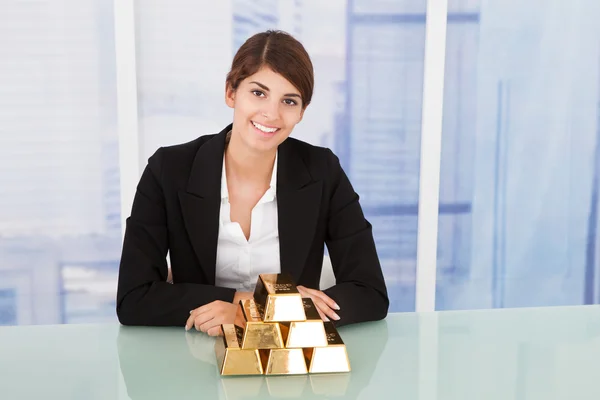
[{"left": 249, "top": 81, "right": 302, "bottom": 98}]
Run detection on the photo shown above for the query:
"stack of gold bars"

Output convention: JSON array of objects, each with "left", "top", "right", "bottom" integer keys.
[{"left": 215, "top": 273, "right": 351, "bottom": 376}]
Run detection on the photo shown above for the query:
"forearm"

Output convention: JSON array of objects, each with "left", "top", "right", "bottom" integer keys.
[
  {"left": 324, "top": 282, "right": 388, "bottom": 327},
  {"left": 117, "top": 281, "right": 236, "bottom": 327}
]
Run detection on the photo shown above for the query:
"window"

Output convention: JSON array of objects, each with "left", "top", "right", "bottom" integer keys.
[
  {"left": 0, "top": 0, "right": 121, "bottom": 324},
  {"left": 0, "top": 289, "right": 17, "bottom": 326},
  {"left": 437, "top": 0, "right": 600, "bottom": 309}
]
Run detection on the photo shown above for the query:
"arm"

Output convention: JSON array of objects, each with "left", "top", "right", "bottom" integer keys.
[
  {"left": 322, "top": 149, "right": 389, "bottom": 326},
  {"left": 116, "top": 149, "right": 236, "bottom": 326}
]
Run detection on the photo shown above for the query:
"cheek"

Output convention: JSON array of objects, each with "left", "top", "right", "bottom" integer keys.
[
  {"left": 282, "top": 108, "right": 303, "bottom": 126},
  {"left": 233, "top": 95, "right": 259, "bottom": 117}
]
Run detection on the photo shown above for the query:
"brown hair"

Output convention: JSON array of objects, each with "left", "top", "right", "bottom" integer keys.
[{"left": 226, "top": 30, "right": 314, "bottom": 108}]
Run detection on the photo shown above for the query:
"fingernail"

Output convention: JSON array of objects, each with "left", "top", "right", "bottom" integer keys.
[
  {"left": 185, "top": 325, "right": 190, "bottom": 331},
  {"left": 333, "top": 312, "right": 341, "bottom": 321},
  {"left": 334, "top": 303, "right": 341, "bottom": 310},
  {"left": 324, "top": 316, "right": 330, "bottom": 322},
  {"left": 189, "top": 310, "right": 193, "bottom": 314}
]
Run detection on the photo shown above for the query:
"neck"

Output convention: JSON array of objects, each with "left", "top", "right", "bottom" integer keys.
[{"left": 225, "top": 131, "right": 276, "bottom": 184}]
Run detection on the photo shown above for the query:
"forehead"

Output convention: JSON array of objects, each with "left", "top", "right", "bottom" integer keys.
[{"left": 243, "top": 67, "right": 300, "bottom": 95}]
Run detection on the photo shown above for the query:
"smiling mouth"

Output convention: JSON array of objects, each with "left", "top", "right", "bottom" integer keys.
[{"left": 251, "top": 121, "right": 280, "bottom": 135}]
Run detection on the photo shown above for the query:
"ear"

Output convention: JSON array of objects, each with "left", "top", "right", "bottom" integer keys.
[{"left": 225, "top": 83, "right": 236, "bottom": 109}]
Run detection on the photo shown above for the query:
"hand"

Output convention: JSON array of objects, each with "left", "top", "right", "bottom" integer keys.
[
  {"left": 296, "top": 286, "right": 340, "bottom": 322},
  {"left": 232, "top": 291, "right": 254, "bottom": 305},
  {"left": 185, "top": 300, "right": 246, "bottom": 336}
]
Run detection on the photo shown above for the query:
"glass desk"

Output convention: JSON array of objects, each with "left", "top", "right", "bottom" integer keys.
[{"left": 1, "top": 306, "right": 599, "bottom": 399}]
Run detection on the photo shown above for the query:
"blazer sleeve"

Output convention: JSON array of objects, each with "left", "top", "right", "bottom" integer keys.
[
  {"left": 322, "top": 149, "right": 390, "bottom": 326},
  {"left": 116, "top": 148, "right": 235, "bottom": 326}
]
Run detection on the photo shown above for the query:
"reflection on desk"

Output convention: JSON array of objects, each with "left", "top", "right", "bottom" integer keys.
[{"left": 117, "top": 319, "right": 389, "bottom": 399}]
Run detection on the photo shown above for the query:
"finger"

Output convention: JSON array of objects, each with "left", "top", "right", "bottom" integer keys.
[
  {"left": 296, "top": 286, "right": 337, "bottom": 320},
  {"left": 297, "top": 286, "right": 340, "bottom": 311},
  {"left": 189, "top": 308, "right": 215, "bottom": 331},
  {"left": 186, "top": 301, "right": 219, "bottom": 330},
  {"left": 311, "top": 290, "right": 340, "bottom": 311},
  {"left": 314, "top": 305, "right": 330, "bottom": 322},
  {"left": 186, "top": 306, "right": 211, "bottom": 329},
  {"left": 191, "top": 302, "right": 215, "bottom": 318},
  {"left": 312, "top": 297, "right": 340, "bottom": 321},
  {"left": 297, "top": 286, "right": 320, "bottom": 304},
  {"left": 199, "top": 316, "right": 222, "bottom": 333},
  {"left": 185, "top": 313, "right": 196, "bottom": 331},
  {"left": 296, "top": 286, "right": 308, "bottom": 297},
  {"left": 207, "top": 325, "right": 223, "bottom": 337},
  {"left": 195, "top": 314, "right": 216, "bottom": 332},
  {"left": 297, "top": 286, "right": 330, "bottom": 317}
]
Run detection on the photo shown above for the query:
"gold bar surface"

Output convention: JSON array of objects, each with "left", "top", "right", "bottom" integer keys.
[
  {"left": 262, "top": 348, "right": 308, "bottom": 375},
  {"left": 253, "top": 273, "right": 306, "bottom": 322},
  {"left": 239, "top": 299, "right": 285, "bottom": 349},
  {"left": 305, "top": 322, "right": 351, "bottom": 374},
  {"left": 215, "top": 324, "right": 264, "bottom": 376},
  {"left": 285, "top": 298, "right": 327, "bottom": 348}
]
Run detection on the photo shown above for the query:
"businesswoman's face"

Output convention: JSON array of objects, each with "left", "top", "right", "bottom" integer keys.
[{"left": 226, "top": 66, "right": 305, "bottom": 153}]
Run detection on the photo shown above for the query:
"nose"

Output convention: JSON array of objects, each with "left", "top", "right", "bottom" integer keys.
[{"left": 261, "top": 98, "right": 280, "bottom": 121}]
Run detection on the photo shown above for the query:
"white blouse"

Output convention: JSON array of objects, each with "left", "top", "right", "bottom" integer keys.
[{"left": 214, "top": 153, "right": 281, "bottom": 292}]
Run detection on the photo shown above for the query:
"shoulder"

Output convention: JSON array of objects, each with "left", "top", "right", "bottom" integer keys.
[
  {"left": 145, "top": 125, "right": 227, "bottom": 180},
  {"left": 282, "top": 137, "right": 342, "bottom": 180},
  {"left": 148, "top": 134, "right": 215, "bottom": 169}
]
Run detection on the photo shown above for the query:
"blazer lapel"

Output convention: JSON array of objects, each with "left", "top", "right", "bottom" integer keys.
[
  {"left": 277, "top": 140, "right": 322, "bottom": 283},
  {"left": 177, "top": 127, "right": 322, "bottom": 286},
  {"left": 178, "top": 125, "right": 230, "bottom": 284}
]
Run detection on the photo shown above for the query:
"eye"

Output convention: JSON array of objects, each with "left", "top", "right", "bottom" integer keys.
[
  {"left": 283, "top": 98, "right": 298, "bottom": 106},
  {"left": 252, "top": 90, "right": 265, "bottom": 97}
]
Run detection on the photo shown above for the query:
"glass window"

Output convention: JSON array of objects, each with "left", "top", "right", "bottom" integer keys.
[
  {"left": 0, "top": 0, "right": 120, "bottom": 324},
  {"left": 0, "top": 289, "right": 17, "bottom": 326},
  {"left": 437, "top": 0, "right": 600, "bottom": 310}
]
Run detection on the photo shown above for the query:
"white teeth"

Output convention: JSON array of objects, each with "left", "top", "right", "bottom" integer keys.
[{"left": 252, "top": 121, "right": 278, "bottom": 133}]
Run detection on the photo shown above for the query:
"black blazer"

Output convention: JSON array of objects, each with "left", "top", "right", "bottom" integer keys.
[{"left": 116, "top": 124, "right": 389, "bottom": 327}]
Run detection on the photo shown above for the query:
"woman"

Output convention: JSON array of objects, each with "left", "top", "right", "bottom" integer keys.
[{"left": 116, "top": 30, "right": 388, "bottom": 335}]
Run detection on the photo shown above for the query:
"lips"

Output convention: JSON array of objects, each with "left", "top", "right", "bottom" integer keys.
[{"left": 251, "top": 121, "right": 280, "bottom": 137}]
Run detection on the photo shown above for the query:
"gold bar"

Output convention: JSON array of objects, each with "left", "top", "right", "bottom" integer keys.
[
  {"left": 262, "top": 348, "right": 308, "bottom": 375},
  {"left": 285, "top": 298, "right": 327, "bottom": 348},
  {"left": 253, "top": 273, "right": 306, "bottom": 322},
  {"left": 239, "top": 299, "right": 285, "bottom": 349},
  {"left": 304, "top": 322, "right": 351, "bottom": 374},
  {"left": 215, "top": 324, "right": 265, "bottom": 376}
]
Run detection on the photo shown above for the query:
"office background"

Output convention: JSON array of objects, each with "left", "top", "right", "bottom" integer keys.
[{"left": 1, "top": 0, "right": 600, "bottom": 326}]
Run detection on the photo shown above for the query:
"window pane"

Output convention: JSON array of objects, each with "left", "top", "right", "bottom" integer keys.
[
  {"left": 0, "top": 0, "right": 120, "bottom": 324},
  {"left": 346, "top": 5, "right": 426, "bottom": 311},
  {"left": 352, "top": 0, "right": 426, "bottom": 15},
  {"left": 0, "top": 289, "right": 17, "bottom": 326},
  {"left": 437, "top": 0, "right": 600, "bottom": 310}
]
